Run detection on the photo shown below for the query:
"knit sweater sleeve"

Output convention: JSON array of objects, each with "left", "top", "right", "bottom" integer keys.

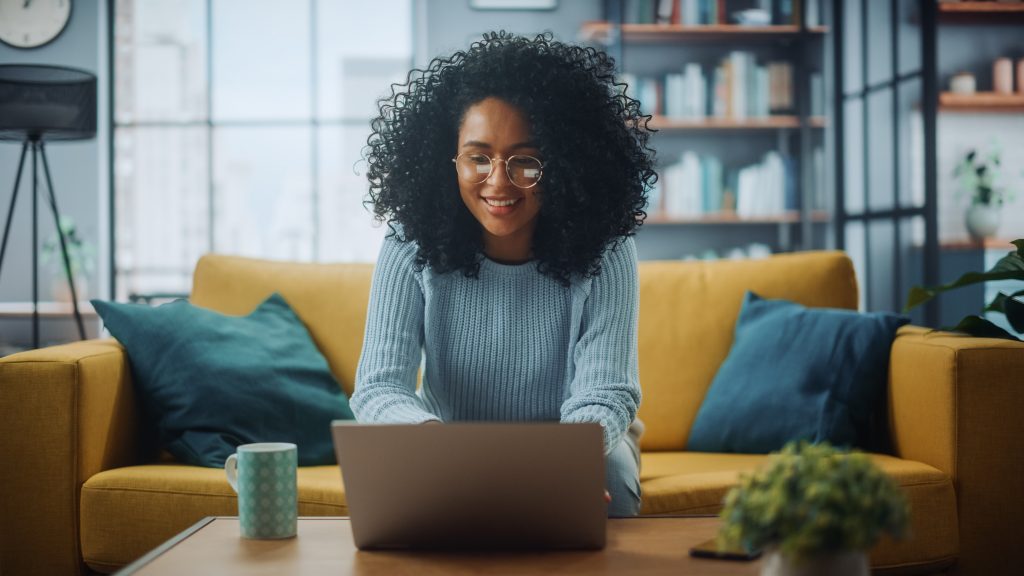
[
  {"left": 350, "top": 237, "right": 439, "bottom": 423},
  {"left": 560, "top": 237, "right": 642, "bottom": 454}
]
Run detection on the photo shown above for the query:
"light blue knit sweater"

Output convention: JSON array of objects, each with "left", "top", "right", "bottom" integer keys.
[{"left": 350, "top": 236, "right": 641, "bottom": 454}]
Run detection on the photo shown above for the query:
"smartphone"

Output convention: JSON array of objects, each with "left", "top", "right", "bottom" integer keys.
[{"left": 688, "top": 537, "right": 762, "bottom": 561}]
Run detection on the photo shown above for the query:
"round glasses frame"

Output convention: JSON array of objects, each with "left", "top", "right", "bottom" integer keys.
[{"left": 451, "top": 153, "right": 546, "bottom": 189}]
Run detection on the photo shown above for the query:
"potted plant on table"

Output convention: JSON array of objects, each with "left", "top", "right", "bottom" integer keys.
[{"left": 717, "top": 441, "right": 909, "bottom": 576}]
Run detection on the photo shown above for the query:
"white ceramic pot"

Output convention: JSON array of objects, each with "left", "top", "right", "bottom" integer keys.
[
  {"left": 761, "top": 548, "right": 869, "bottom": 576},
  {"left": 965, "top": 203, "right": 1001, "bottom": 241}
]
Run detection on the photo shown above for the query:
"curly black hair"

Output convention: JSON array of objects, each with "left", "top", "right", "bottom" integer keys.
[{"left": 365, "top": 31, "right": 656, "bottom": 285}]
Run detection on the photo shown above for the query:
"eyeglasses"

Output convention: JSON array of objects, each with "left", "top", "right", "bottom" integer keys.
[{"left": 452, "top": 153, "right": 545, "bottom": 189}]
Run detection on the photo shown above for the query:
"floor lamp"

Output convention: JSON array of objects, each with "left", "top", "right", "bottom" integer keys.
[{"left": 0, "top": 65, "right": 96, "bottom": 350}]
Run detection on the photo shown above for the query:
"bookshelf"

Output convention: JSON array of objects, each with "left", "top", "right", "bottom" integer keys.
[
  {"left": 939, "top": 92, "right": 1024, "bottom": 112},
  {"left": 586, "top": 0, "right": 829, "bottom": 259},
  {"left": 647, "top": 115, "right": 826, "bottom": 130},
  {"left": 938, "top": 2, "right": 1024, "bottom": 14},
  {"left": 579, "top": 21, "right": 829, "bottom": 42},
  {"left": 646, "top": 210, "right": 830, "bottom": 225}
]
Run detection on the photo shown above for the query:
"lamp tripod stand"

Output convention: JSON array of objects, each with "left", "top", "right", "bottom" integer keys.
[
  {"left": 0, "top": 136, "right": 86, "bottom": 349},
  {"left": 0, "top": 64, "right": 97, "bottom": 350}
]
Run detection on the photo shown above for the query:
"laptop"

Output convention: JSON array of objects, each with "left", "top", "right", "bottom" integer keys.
[{"left": 331, "top": 421, "right": 607, "bottom": 550}]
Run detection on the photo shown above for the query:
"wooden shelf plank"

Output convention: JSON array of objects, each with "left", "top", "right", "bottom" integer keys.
[
  {"left": 939, "top": 2, "right": 1024, "bottom": 13},
  {"left": 579, "top": 22, "right": 827, "bottom": 43},
  {"left": 941, "top": 238, "right": 1023, "bottom": 251},
  {"left": 0, "top": 302, "right": 97, "bottom": 318},
  {"left": 939, "top": 92, "right": 1024, "bottom": 112},
  {"left": 646, "top": 115, "right": 827, "bottom": 130},
  {"left": 646, "top": 211, "right": 830, "bottom": 225}
]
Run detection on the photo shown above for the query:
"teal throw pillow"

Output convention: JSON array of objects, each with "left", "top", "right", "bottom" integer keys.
[
  {"left": 92, "top": 293, "right": 354, "bottom": 467},
  {"left": 686, "top": 291, "right": 909, "bottom": 454}
]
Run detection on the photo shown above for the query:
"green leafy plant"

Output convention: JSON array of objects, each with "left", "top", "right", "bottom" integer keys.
[
  {"left": 718, "top": 441, "right": 909, "bottom": 560},
  {"left": 41, "top": 216, "right": 95, "bottom": 278},
  {"left": 954, "top": 146, "right": 1013, "bottom": 207},
  {"left": 904, "top": 239, "right": 1024, "bottom": 341}
]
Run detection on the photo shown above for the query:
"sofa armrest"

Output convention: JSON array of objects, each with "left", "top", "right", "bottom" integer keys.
[
  {"left": 0, "top": 339, "right": 147, "bottom": 576},
  {"left": 889, "top": 325, "right": 1024, "bottom": 575}
]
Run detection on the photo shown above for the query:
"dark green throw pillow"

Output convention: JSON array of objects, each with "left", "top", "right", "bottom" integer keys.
[
  {"left": 92, "top": 293, "right": 354, "bottom": 467},
  {"left": 687, "top": 291, "right": 909, "bottom": 454}
]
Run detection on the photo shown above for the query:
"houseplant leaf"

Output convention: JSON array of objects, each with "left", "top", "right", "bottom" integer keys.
[
  {"left": 904, "top": 241, "right": 1024, "bottom": 312},
  {"left": 947, "top": 315, "right": 1020, "bottom": 341},
  {"left": 1004, "top": 292, "right": 1024, "bottom": 334}
]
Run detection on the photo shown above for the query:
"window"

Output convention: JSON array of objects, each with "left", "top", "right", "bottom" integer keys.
[{"left": 113, "top": 0, "right": 412, "bottom": 300}]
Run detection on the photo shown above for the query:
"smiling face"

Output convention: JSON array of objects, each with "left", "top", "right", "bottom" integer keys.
[{"left": 456, "top": 97, "right": 543, "bottom": 264}]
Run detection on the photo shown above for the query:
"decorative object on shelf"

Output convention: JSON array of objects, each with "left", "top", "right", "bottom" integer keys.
[
  {"left": 469, "top": 0, "right": 556, "bottom": 10},
  {"left": 0, "top": 0, "right": 72, "bottom": 49},
  {"left": 949, "top": 71, "right": 976, "bottom": 94},
  {"left": 41, "top": 215, "right": 93, "bottom": 302},
  {"left": 718, "top": 441, "right": 909, "bottom": 576},
  {"left": 993, "top": 57, "right": 1013, "bottom": 94},
  {"left": 1017, "top": 58, "right": 1024, "bottom": 94},
  {"left": 953, "top": 144, "right": 1015, "bottom": 240},
  {"left": 905, "top": 239, "right": 1024, "bottom": 342},
  {"left": 733, "top": 9, "right": 771, "bottom": 26},
  {"left": 0, "top": 64, "right": 96, "bottom": 349}
]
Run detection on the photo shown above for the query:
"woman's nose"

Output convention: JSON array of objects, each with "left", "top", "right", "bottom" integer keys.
[{"left": 486, "top": 158, "right": 512, "bottom": 185}]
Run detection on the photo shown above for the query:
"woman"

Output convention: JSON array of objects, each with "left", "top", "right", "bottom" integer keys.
[{"left": 351, "top": 31, "right": 656, "bottom": 517}]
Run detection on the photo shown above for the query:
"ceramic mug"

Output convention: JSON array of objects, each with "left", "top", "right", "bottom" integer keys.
[{"left": 225, "top": 443, "right": 298, "bottom": 539}]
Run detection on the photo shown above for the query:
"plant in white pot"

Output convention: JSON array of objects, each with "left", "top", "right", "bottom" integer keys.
[
  {"left": 717, "top": 441, "right": 909, "bottom": 576},
  {"left": 954, "top": 145, "right": 1015, "bottom": 241}
]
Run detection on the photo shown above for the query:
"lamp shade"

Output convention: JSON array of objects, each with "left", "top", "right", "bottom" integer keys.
[{"left": 0, "top": 64, "right": 96, "bottom": 141}]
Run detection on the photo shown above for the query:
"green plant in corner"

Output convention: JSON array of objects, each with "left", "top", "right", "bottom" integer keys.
[
  {"left": 904, "top": 239, "right": 1024, "bottom": 341},
  {"left": 41, "top": 216, "right": 95, "bottom": 279},
  {"left": 718, "top": 441, "right": 908, "bottom": 571}
]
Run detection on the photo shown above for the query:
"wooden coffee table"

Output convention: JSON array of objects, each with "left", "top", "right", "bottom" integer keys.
[{"left": 116, "top": 516, "right": 762, "bottom": 575}]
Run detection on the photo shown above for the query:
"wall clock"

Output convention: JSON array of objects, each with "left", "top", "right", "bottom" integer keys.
[{"left": 0, "top": 0, "right": 72, "bottom": 49}]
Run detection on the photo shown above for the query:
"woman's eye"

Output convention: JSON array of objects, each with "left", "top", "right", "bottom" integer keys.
[{"left": 466, "top": 154, "right": 490, "bottom": 164}]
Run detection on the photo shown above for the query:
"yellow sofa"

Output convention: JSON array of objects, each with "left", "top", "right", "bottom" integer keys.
[{"left": 2, "top": 250, "right": 1022, "bottom": 575}]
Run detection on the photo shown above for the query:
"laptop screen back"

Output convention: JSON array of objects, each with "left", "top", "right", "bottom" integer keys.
[{"left": 331, "top": 422, "right": 607, "bottom": 550}]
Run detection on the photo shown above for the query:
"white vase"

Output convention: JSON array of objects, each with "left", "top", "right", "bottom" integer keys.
[
  {"left": 761, "top": 548, "right": 869, "bottom": 576},
  {"left": 965, "top": 203, "right": 1001, "bottom": 241}
]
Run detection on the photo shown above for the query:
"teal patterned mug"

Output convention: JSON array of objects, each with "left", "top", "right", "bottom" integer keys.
[{"left": 224, "top": 443, "right": 298, "bottom": 539}]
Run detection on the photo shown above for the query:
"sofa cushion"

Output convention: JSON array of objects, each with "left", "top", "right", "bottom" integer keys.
[
  {"left": 686, "top": 292, "right": 909, "bottom": 453},
  {"left": 638, "top": 452, "right": 958, "bottom": 571},
  {"left": 190, "top": 255, "right": 375, "bottom": 397},
  {"left": 636, "top": 251, "right": 857, "bottom": 451},
  {"left": 92, "top": 294, "right": 354, "bottom": 467},
  {"left": 80, "top": 464, "right": 346, "bottom": 573},
  {"left": 80, "top": 454, "right": 956, "bottom": 573}
]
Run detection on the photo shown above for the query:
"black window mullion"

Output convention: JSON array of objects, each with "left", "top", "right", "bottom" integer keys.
[
  {"left": 860, "top": 0, "right": 870, "bottom": 311},
  {"left": 891, "top": 0, "right": 902, "bottom": 316},
  {"left": 831, "top": 0, "right": 845, "bottom": 251},
  {"left": 107, "top": 0, "right": 116, "bottom": 299}
]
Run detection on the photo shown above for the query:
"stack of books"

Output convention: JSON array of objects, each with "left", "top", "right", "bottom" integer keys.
[{"left": 621, "top": 54, "right": 795, "bottom": 119}]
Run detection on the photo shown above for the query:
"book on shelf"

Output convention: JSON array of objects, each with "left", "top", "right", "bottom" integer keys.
[
  {"left": 654, "top": 150, "right": 798, "bottom": 219},
  {"left": 623, "top": 0, "right": 801, "bottom": 25},
  {"left": 810, "top": 71, "right": 824, "bottom": 117},
  {"left": 619, "top": 54, "right": 795, "bottom": 119}
]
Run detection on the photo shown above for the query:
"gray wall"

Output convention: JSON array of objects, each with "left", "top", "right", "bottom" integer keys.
[
  {"left": 417, "top": 0, "right": 601, "bottom": 66},
  {"left": 0, "top": 1, "right": 108, "bottom": 348}
]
